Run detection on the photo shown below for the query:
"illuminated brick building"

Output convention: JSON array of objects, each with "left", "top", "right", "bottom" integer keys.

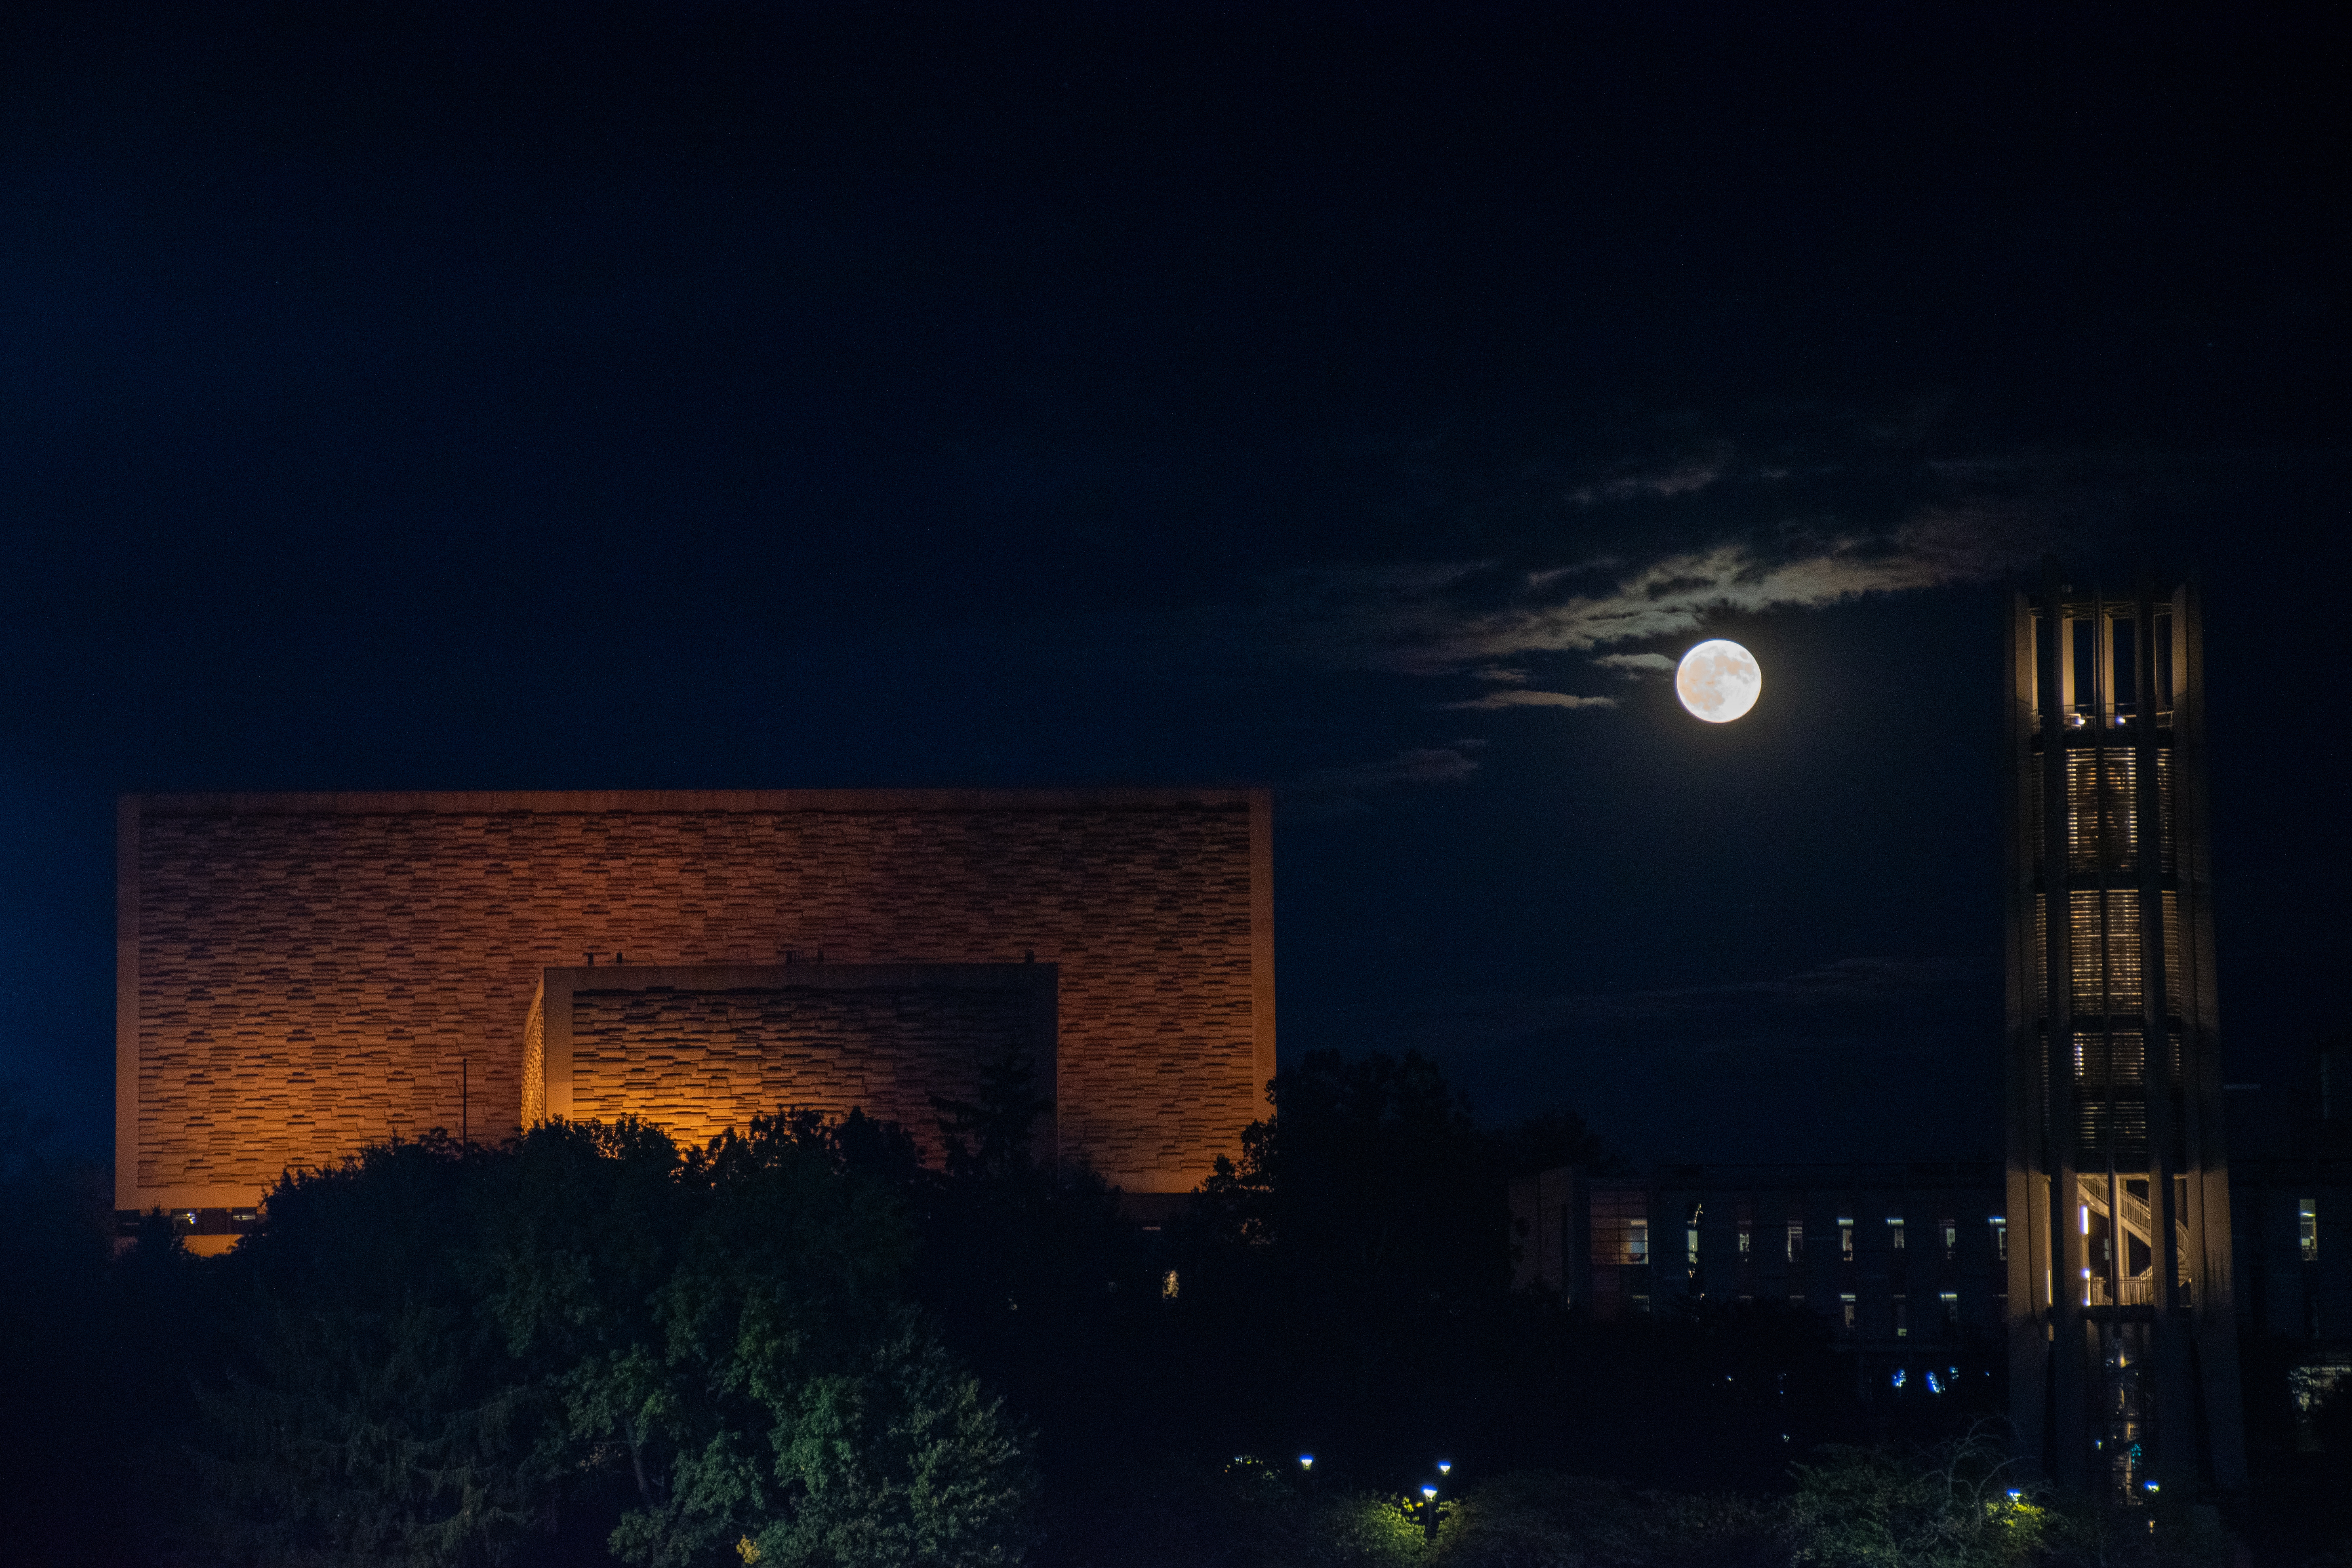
[
  {"left": 2003, "top": 573, "right": 2246, "bottom": 1493},
  {"left": 116, "top": 789, "right": 1273, "bottom": 1246}
]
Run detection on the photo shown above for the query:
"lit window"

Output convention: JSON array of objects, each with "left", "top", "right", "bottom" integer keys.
[
  {"left": 1839, "top": 1218, "right": 1854, "bottom": 1263},
  {"left": 1590, "top": 1188, "right": 1650, "bottom": 1267},
  {"left": 1888, "top": 1218, "right": 1906, "bottom": 1250},
  {"left": 1990, "top": 1217, "right": 2007, "bottom": 1261},
  {"left": 1160, "top": 1269, "right": 1180, "bottom": 1301},
  {"left": 1839, "top": 1293, "right": 1856, "bottom": 1331},
  {"left": 1893, "top": 1296, "right": 1908, "bottom": 1338},
  {"left": 2302, "top": 1199, "right": 2318, "bottom": 1262},
  {"left": 1941, "top": 1219, "right": 1957, "bottom": 1259},
  {"left": 1686, "top": 1202, "right": 1703, "bottom": 1270},
  {"left": 1941, "top": 1290, "right": 1960, "bottom": 1328},
  {"left": 1738, "top": 1225, "right": 1752, "bottom": 1256},
  {"left": 1787, "top": 1223, "right": 1804, "bottom": 1261}
]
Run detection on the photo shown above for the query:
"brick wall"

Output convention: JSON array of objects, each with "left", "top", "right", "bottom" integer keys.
[{"left": 120, "top": 790, "right": 1272, "bottom": 1207}]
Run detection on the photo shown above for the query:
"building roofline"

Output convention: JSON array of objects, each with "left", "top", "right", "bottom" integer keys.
[{"left": 122, "top": 787, "right": 1266, "bottom": 817}]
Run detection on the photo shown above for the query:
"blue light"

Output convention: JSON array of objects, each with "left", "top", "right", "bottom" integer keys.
[
  {"left": 1298, "top": 1454, "right": 1314, "bottom": 1469},
  {"left": 1421, "top": 1485, "right": 1438, "bottom": 1499},
  {"left": 1926, "top": 1371, "right": 1943, "bottom": 1394},
  {"left": 1891, "top": 1368, "right": 1906, "bottom": 1389}
]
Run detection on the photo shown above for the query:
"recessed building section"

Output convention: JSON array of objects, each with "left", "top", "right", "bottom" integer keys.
[
  {"left": 528, "top": 963, "right": 1057, "bottom": 1162},
  {"left": 118, "top": 788, "right": 1274, "bottom": 1219}
]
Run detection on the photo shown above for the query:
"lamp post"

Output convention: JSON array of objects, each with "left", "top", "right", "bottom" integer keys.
[
  {"left": 1421, "top": 1484, "right": 1439, "bottom": 1541},
  {"left": 1298, "top": 1454, "right": 1314, "bottom": 1494}
]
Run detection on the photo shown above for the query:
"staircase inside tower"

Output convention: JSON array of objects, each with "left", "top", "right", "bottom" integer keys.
[{"left": 2076, "top": 1172, "right": 2189, "bottom": 1308}]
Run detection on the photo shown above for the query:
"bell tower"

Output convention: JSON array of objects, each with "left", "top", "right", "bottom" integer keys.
[{"left": 2003, "top": 565, "right": 2245, "bottom": 1494}]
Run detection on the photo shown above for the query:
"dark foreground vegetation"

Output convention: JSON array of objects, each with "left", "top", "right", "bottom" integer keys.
[{"left": 0, "top": 1058, "right": 2336, "bottom": 1566}]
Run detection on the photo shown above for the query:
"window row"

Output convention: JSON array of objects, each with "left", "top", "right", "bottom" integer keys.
[{"left": 1594, "top": 1212, "right": 2008, "bottom": 1267}]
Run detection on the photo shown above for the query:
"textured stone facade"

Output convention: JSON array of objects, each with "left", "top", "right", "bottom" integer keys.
[{"left": 118, "top": 790, "right": 1273, "bottom": 1210}]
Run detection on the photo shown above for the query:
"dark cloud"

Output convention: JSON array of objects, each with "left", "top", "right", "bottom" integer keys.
[
  {"left": 1432, "top": 956, "right": 1992, "bottom": 1045},
  {"left": 1417, "top": 957, "right": 2002, "bottom": 1163},
  {"left": 1279, "top": 745, "right": 1486, "bottom": 821}
]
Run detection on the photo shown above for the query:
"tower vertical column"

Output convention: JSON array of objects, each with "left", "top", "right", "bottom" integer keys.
[
  {"left": 2039, "top": 566, "right": 2087, "bottom": 1481},
  {"left": 2134, "top": 578, "right": 2190, "bottom": 1491},
  {"left": 2175, "top": 583, "right": 2247, "bottom": 1488},
  {"left": 2004, "top": 591, "right": 2048, "bottom": 1466}
]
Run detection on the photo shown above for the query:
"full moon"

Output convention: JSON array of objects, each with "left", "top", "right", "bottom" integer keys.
[{"left": 1676, "top": 639, "right": 1762, "bottom": 723}]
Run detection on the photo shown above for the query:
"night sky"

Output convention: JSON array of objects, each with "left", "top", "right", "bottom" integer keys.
[{"left": 6, "top": 4, "right": 2348, "bottom": 1172}]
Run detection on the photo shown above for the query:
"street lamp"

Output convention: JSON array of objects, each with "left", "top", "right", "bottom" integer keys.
[{"left": 1421, "top": 1484, "right": 1440, "bottom": 1541}]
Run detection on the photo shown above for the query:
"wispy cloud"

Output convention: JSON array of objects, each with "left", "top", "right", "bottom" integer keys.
[
  {"left": 1593, "top": 652, "right": 1676, "bottom": 676},
  {"left": 1440, "top": 689, "right": 1616, "bottom": 711},
  {"left": 1567, "top": 446, "right": 1733, "bottom": 506},
  {"left": 1279, "top": 511, "right": 2017, "bottom": 677}
]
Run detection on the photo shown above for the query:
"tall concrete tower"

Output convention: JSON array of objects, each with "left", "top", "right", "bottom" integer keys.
[{"left": 2003, "top": 568, "right": 2244, "bottom": 1494}]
